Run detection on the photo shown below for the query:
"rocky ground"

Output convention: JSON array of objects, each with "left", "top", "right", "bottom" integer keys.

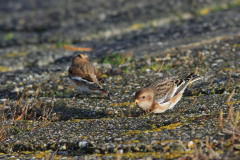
[{"left": 0, "top": 0, "right": 240, "bottom": 159}]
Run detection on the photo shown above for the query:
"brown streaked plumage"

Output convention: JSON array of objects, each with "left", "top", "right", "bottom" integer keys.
[
  {"left": 134, "top": 73, "right": 202, "bottom": 113},
  {"left": 68, "top": 54, "right": 112, "bottom": 99}
]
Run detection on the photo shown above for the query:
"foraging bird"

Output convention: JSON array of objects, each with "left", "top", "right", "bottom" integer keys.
[
  {"left": 134, "top": 73, "right": 202, "bottom": 113},
  {"left": 68, "top": 54, "right": 112, "bottom": 99}
]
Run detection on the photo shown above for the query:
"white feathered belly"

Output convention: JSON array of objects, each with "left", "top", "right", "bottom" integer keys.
[{"left": 69, "top": 78, "right": 91, "bottom": 94}]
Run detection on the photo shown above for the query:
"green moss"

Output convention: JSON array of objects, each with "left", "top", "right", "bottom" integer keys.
[
  {"left": 56, "top": 41, "right": 70, "bottom": 48},
  {"left": 162, "top": 64, "right": 171, "bottom": 71},
  {"left": 3, "top": 33, "right": 14, "bottom": 41},
  {"left": 0, "top": 66, "right": 9, "bottom": 72},
  {"left": 131, "top": 23, "right": 143, "bottom": 29},
  {"left": 92, "top": 149, "right": 195, "bottom": 159},
  {"left": 198, "top": 92, "right": 202, "bottom": 97},
  {"left": 227, "top": 101, "right": 240, "bottom": 104},
  {"left": 124, "top": 67, "right": 130, "bottom": 73},
  {"left": 5, "top": 52, "right": 28, "bottom": 58},
  {"left": 200, "top": 1, "right": 240, "bottom": 16},
  {"left": 151, "top": 62, "right": 160, "bottom": 71},
  {"left": 141, "top": 67, "right": 148, "bottom": 72},
  {"left": 148, "top": 123, "right": 157, "bottom": 130},
  {"left": 122, "top": 122, "right": 184, "bottom": 136},
  {"left": 101, "top": 52, "right": 132, "bottom": 65}
]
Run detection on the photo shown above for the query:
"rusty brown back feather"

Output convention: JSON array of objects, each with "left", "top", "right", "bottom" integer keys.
[{"left": 144, "top": 73, "right": 201, "bottom": 103}]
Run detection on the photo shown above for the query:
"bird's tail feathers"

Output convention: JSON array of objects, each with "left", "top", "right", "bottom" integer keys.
[
  {"left": 107, "top": 93, "right": 114, "bottom": 100},
  {"left": 173, "top": 73, "right": 202, "bottom": 96},
  {"left": 185, "top": 73, "right": 202, "bottom": 84},
  {"left": 99, "top": 87, "right": 113, "bottom": 100}
]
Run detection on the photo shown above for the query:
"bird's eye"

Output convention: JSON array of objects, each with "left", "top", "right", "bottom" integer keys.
[{"left": 143, "top": 96, "right": 145, "bottom": 99}]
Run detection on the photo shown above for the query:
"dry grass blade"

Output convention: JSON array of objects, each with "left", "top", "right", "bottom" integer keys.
[
  {"left": 34, "top": 88, "right": 40, "bottom": 98},
  {"left": 231, "top": 132, "right": 236, "bottom": 146},
  {"left": 206, "top": 136, "right": 209, "bottom": 148},
  {"left": 116, "top": 151, "right": 122, "bottom": 160},
  {"left": 0, "top": 130, "right": 7, "bottom": 142},
  {"left": 227, "top": 89, "right": 235, "bottom": 105},
  {"left": 198, "top": 52, "right": 203, "bottom": 67},
  {"left": 64, "top": 44, "right": 93, "bottom": 51},
  {"left": 208, "top": 146, "right": 220, "bottom": 159},
  {"left": 0, "top": 89, "right": 58, "bottom": 144},
  {"left": 191, "top": 98, "right": 197, "bottom": 106},
  {"left": 1, "top": 99, "right": 9, "bottom": 121},
  {"left": 234, "top": 111, "right": 239, "bottom": 127},
  {"left": 226, "top": 75, "right": 231, "bottom": 90},
  {"left": 195, "top": 144, "right": 206, "bottom": 159},
  {"left": 39, "top": 96, "right": 55, "bottom": 127},
  {"left": 17, "top": 91, "right": 20, "bottom": 100},
  {"left": 15, "top": 115, "right": 22, "bottom": 121},
  {"left": 210, "top": 78, "right": 214, "bottom": 85},
  {"left": 46, "top": 149, "right": 58, "bottom": 160},
  {"left": 23, "top": 101, "right": 29, "bottom": 120},
  {"left": 218, "top": 109, "right": 224, "bottom": 130},
  {"left": 157, "top": 62, "right": 165, "bottom": 73},
  {"left": 3, "top": 99, "right": 9, "bottom": 107},
  {"left": 227, "top": 104, "right": 234, "bottom": 123},
  {"left": 223, "top": 123, "right": 240, "bottom": 135},
  {"left": 187, "top": 75, "right": 194, "bottom": 90},
  {"left": 180, "top": 97, "right": 197, "bottom": 114},
  {"left": 42, "top": 102, "right": 47, "bottom": 122},
  {"left": 195, "top": 52, "right": 203, "bottom": 75}
]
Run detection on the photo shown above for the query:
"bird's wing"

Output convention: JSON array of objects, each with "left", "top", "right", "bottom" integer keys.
[
  {"left": 68, "top": 66, "right": 103, "bottom": 90},
  {"left": 146, "top": 73, "right": 202, "bottom": 104},
  {"left": 161, "top": 79, "right": 184, "bottom": 103},
  {"left": 70, "top": 77, "right": 103, "bottom": 90},
  {"left": 172, "top": 73, "right": 202, "bottom": 97},
  {"left": 146, "top": 79, "right": 176, "bottom": 104},
  {"left": 94, "top": 68, "right": 105, "bottom": 84},
  {"left": 68, "top": 66, "right": 93, "bottom": 82}
]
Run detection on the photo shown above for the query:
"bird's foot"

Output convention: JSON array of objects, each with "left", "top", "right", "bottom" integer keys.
[{"left": 76, "top": 94, "right": 84, "bottom": 98}]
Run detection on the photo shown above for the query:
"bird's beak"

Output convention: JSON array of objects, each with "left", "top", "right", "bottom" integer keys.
[{"left": 135, "top": 99, "right": 139, "bottom": 104}]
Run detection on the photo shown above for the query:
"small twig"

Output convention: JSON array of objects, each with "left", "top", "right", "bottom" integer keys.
[
  {"left": 234, "top": 111, "right": 239, "bottom": 127},
  {"left": 227, "top": 104, "right": 234, "bottom": 123},
  {"left": 210, "top": 78, "right": 214, "bottom": 85},
  {"left": 46, "top": 149, "right": 58, "bottom": 160},
  {"left": 195, "top": 52, "right": 203, "bottom": 75},
  {"left": 180, "top": 97, "right": 197, "bottom": 114},
  {"left": 226, "top": 75, "right": 231, "bottom": 90},
  {"left": 116, "top": 150, "right": 123, "bottom": 160},
  {"left": 227, "top": 89, "right": 235, "bottom": 105},
  {"left": 157, "top": 62, "right": 165, "bottom": 73},
  {"left": 206, "top": 136, "right": 209, "bottom": 147},
  {"left": 191, "top": 98, "right": 197, "bottom": 106},
  {"left": 231, "top": 132, "right": 236, "bottom": 148},
  {"left": 218, "top": 109, "right": 224, "bottom": 130},
  {"left": 186, "top": 76, "right": 194, "bottom": 90}
]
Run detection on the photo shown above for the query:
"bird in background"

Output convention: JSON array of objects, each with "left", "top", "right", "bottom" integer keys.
[
  {"left": 134, "top": 73, "right": 202, "bottom": 113},
  {"left": 68, "top": 54, "right": 112, "bottom": 100}
]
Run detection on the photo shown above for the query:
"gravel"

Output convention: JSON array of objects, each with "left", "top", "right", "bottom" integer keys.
[{"left": 1, "top": 0, "right": 240, "bottom": 159}]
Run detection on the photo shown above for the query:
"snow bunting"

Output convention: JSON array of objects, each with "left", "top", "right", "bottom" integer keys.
[
  {"left": 134, "top": 73, "right": 202, "bottom": 113},
  {"left": 68, "top": 54, "right": 112, "bottom": 100}
]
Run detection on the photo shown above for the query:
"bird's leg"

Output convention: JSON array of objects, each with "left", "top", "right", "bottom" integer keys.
[
  {"left": 76, "top": 91, "right": 84, "bottom": 98},
  {"left": 86, "top": 93, "right": 91, "bottom": 99},
  {"left": 76, "top": 94, "right": 83, "bottom": 98},
  {"left": 149, "top": 111, "right": 155, "bottom": 122},
  {"left": 160, "top": 114, "right": 167, "bottom": 119}
]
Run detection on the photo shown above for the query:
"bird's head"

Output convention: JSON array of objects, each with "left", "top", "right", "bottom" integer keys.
[
  {"left": 70, "top": 54, "right": 89, "bottom": 64},
  {"left": 134, "top": 88, "right": 154, "bottom": 111},
  {"left": 77, "top": 54, "right": 89, "bottom": 61}
]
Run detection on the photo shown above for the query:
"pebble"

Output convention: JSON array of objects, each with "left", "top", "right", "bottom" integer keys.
[{"left": 0, "top": 0, "right": 240, "bottom": 160}]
